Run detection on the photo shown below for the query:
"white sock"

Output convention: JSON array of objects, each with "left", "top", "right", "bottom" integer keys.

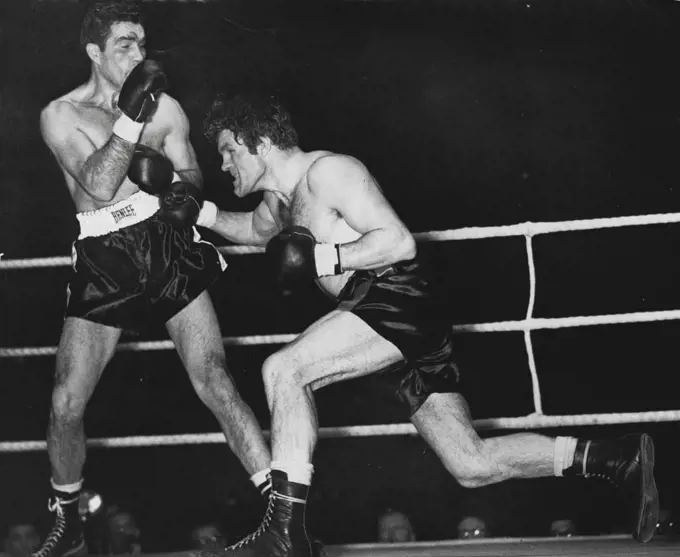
[
  {"left": 271, "top": 460, "right": 314, "bottom": 486},
  {"left": 250, "top": 468, "right": 271, "bottom": 490},
  {"left": 51, "top": 478, "right": 83, "bottom": 494},
  {"left": 553, "top": 436, "right": 578, "bottom": 477}
]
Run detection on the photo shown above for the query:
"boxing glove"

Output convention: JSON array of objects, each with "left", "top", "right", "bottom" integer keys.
[
  {"left": 127, "top": 145, "right": 174, "bottom": 195},
  {"left": 112, "top": 60, "right": 168, "bottom": 143},
  {"left": 159, "top": 181, "right": 212, "bottom": 228},
  {"left": 265, "top": 226, "right": 342, "bottom": 286}
]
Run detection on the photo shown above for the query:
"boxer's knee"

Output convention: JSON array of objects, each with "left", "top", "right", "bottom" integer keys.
[
  {"left": 189, "top": 352, "right": 237, "bottom": 406},
  {"left": 51, "top": 364, "right": 96, "bottom": 423},
  {"left": 261, "top": 352, "right": 285, "bottom": 403},
  {"left": 51, "top": 385, "right": 88, "bottom": 424},
  {"left": 262, "top": 350, "right": 308, "bottom": 403}
]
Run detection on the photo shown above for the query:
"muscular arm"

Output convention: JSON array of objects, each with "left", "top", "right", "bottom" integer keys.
[
  {"left": 160, "top": 95, "right": 202, "bottom": 187},
  {"left": 40, "top": 101, "right": 134, "bottom": 202},
  {"left": 209, "top": 194, "right": 281, "bottom": 246},
  {"left": 309, "top": 155, "right": 416, "bottom": 270}
]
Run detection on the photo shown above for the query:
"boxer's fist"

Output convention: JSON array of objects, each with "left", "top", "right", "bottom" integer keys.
[
  {"left": 118, "top": 60, "right": 168, "bottom": 123},
  {"left": 127, "top": 145, "right": 174, "bottom": 195},
  {"left": 159, "top": 181, "right": 203, "bottom": 227},
  {"left": 266, "top": 226, "right": 342, "bottom": 285}
]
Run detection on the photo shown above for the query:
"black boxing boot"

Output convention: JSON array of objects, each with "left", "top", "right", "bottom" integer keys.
[
  {"left": 212, "top": 469, "right": 312, "bottom": 557},
  {"left": 563, "top": 433, "right": 658, "bottom": 543},
  {"left": 32, "top": 490, "right": 86, "bottom": 557},
  {"left": 255, "top": 474, "right": 325, "bottom": 557}
]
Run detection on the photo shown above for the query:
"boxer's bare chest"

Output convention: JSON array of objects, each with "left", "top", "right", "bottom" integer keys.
[
  {"left": 279, "top": 186, "right": 340, "bottom": 245},
  {"left": 76, "top": 104, "right": 166, "bottom": 150},
  {"left": 63, "top": 101, "right": 169, "bottom": 209}
]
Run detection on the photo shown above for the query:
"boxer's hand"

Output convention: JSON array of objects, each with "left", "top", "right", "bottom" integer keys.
[
  {"left": 159, "top": 181, "right": 206, "bottom": 228},
  {"left": 112, "top": 60, "right": 168, "bottom": 143},
  {"left": 127, "top": 145, "right": 174, "bottom": 195},
  {"left": 265, "top": 226, "right": 342, "bottom": 285},
  {"left": 118, "top": 60, "right": 167, "bottom": 123}
]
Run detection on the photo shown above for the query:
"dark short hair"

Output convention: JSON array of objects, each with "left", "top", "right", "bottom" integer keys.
[
  {"left": 80, "top": 1, "right": 143, "bottom": 51},
  {"left": 203, "top": 92, "right": 299, "bottom": 154}
]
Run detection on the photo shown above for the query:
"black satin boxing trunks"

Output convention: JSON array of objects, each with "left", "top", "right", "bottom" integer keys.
[
  {"left": 65, "top": 191, "right": 226, "bottom": 332},
  {"left": 336, "top": 258, "right": 460, "bottom": 416}
]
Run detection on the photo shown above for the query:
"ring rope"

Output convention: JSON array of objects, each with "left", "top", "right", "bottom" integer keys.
[
  {"left": 3, "top": 308, "right": 680, "bottom": 359},
  {"left": 2, "top": 410, "right": 680, "bottom": 453},
  {"left": 2, "top": 211, "right": 680, "bottom": 271},
  {"left": 524, "top": 234, "right": 542, "bottom": 414},
  {"left": 3, "top": 211, "right": 680, "bottom": 443}
]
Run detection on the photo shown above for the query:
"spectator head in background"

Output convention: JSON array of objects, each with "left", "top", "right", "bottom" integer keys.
[
  {"left": 457, "top": 515, "right": 487, "bottom": 539},
  {"left": 107, "top": 510, "right": 141, "bottom": 555},
  {"left": 2, "top": 524, "right": 40, "bottom": 557},
  {"left": 377, "top": 509, "right": 416, "bottom": 543},
  {"left": 190, "top": 523, "right": 224, "bottom": 551},
  {"left": 550, "top": 518, "right": 576, "bottom": 538},
  {"left": 655, "top": 508, "right": 678, "bottom": 538}
]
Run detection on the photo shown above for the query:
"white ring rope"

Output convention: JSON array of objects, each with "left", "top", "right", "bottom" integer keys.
[
  {"left": 3, "top": 308, "right": 680, "bottom": 358},
  {"left": 2, "top": 410, "right": 680, "bottom": 453},
  {"left": 524, "top": 234, "right": 542, "bottom": 415},
  {"left": 3, "top": 211, "right": 680, "bottom": 449},
  {"left": 3, "top": 211, "right": 680, "bottom": 271}
]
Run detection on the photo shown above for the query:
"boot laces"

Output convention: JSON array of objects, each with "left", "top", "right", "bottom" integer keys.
[
  {"left": 585, "top": 468, "right": 630, "bottom": 492},
  {"left": 228, "top": 493, "right": 276, "bottom": 550},
  {"left": 32, "top": 499, "right": 68, "bottom": 557}
]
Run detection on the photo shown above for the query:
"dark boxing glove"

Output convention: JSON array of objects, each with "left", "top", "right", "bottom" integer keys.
[
  {"left": 112, "top": 59, "right": 168, "bottom": 144},
  {"left": 127, "top": 145, "right": 174, "bottom": 196},
  {"left": 265, "top": 226, "right": 342, "bottom": 286},
  {"left": 159, "top": 181, "right": 206, "bottom": 228}
]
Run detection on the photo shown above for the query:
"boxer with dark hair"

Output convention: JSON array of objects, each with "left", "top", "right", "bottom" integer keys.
[
  {"left": 35, "top": 5, "right": 271, "bottom": 557},
  {"left": 197, "top": 92, "right": 659, "bottom": 556}
]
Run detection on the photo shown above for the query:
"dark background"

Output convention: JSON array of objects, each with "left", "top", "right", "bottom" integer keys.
[{"left": 1, "top": 0, "right": 680, "bottom": 551}]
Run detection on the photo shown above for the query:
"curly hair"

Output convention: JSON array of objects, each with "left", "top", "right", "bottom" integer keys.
[
  {"left": 80, "top": 1, "right": 144, "bottom": 51},
  {"left": 203, "top": 93, "right": 299, "bottom": 154}
]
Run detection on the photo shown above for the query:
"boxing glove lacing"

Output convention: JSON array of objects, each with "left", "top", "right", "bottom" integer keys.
[{"left": 33, "top": 497, "right": 71, "bottom": 557}]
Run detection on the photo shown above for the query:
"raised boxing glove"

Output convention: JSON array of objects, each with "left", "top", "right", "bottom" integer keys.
[{"left": 112, "top": 60, "right": 168, "bottom": 144}]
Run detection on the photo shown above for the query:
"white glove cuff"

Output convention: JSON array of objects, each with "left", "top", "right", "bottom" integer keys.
[
  {"left": 196, "top": 200, "right": 219, "bottom": 228},
  {"left": 112, "top": 114, "right": 144, "bottom": 144},
  {"left": 314, "top": 243, "right": 341, "bottom": 276}
]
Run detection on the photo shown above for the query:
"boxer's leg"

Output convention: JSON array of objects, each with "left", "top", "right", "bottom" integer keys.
[
  {"left": 167, "top": 290, "right": 272, "bottom": 482},
  {"left": 35, "top": 318, "right": 121, "bottom": 557},
  {"left": 221, "top": 310, "right": 403, "bottom": 557}
]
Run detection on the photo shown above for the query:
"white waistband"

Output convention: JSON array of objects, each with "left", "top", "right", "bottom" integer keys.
[{"left": 76, "top": 191, "right": 160, "bottom": 239}]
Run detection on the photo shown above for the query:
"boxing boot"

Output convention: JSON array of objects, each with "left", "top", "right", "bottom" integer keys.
[
  {"left": 32, "top": 491, "right": 86, "bottom": 557},
  {"left": 255, "top": 472, "right": 326, "bottom": 557},
  {"left": 209, "top": 469, "right": 313, "bottom": 557},
  {"left": 563, "top": 433, "right": 658, "bottom": 543}
]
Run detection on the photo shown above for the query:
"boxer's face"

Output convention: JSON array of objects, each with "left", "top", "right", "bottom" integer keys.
[
  {"left": 97, "top": 21, "right": 146, "bottom": 89},
  {"left": 217, "top": 130, "right": 265, "bottom": 197}
]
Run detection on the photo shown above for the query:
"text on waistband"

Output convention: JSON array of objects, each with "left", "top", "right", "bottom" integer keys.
[{"left": 111, "top": 204, "right": 137, "bottom": 224}]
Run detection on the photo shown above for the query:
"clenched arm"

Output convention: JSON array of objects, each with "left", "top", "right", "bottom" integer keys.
[
  {"left": 40, "top": 100, "right": 134, "bottom": 202},
  {"left": 309, "top": 155, "right": 416, "bottom": 270},
  {"left": 161, "top": 95, "right": 202, "bottom": 187},
  {"left": 208, "top": 196, "right": 281, "bottom": 246}
]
